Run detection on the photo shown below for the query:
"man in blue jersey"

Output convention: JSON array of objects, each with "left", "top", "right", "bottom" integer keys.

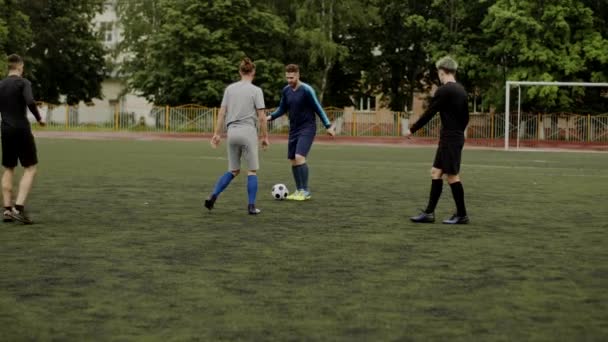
[{"left": 267, "top": 64, "right": 335, "bottom": 201}]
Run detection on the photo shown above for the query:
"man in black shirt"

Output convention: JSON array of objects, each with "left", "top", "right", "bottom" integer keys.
[
  {"left": 0, "top": 54, "right": 45, "bottom": 224},
  {"left": 405, "top": 56, "right": 469, "bottom": 224}
]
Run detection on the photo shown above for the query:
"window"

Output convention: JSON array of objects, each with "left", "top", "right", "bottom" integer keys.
[
  {"left": 103, "top": 1, "right": 115, "bottom": 13},
  {"left": 100, "top": 22, "right": 114, "bottom": 43}
]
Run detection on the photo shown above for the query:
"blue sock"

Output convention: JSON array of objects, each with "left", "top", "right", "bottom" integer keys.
[
  {"left": 212, "top": 172, "right": 235, "bottom": 197},
  {"left": 292, "top": 165, "right": 302, "bottom": 190},
  {"left": 247, "top": 175, "right": 258, "bottom": 205},
  {"left": 300, "top": 163, "right": 309, "bottom": 191}
]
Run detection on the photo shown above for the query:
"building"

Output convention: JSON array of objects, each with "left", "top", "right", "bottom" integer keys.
[{"left": 77, "top": 0, "right": 154, "bottom": 127}]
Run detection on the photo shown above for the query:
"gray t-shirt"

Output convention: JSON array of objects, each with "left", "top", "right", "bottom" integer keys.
[{"left": 221, "top": 81, "right": 265, "bottom": 129}]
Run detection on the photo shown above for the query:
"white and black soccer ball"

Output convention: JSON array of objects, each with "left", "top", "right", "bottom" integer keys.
[{"left": 271, "top": 183, "right": 289, "bottom": 200}]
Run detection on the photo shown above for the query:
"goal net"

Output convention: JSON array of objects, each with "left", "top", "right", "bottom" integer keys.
[{"left": 504, "top": 81, "right": 608, "bottom": 150}]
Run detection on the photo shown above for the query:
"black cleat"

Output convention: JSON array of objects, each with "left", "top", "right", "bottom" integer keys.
[
  {"left": 248, "top": 204, "right": 261, "bottom": 215},
  {"left": 204, "top": 195, "right": 217, "bottom": 211},
  {"left": 9, "top": 208, "right": 33, "bottom": 224},
  {"left": 442, "top": 214, "right": 469, "bottom": 225},
  {"left": 3, "top": 209, "right": 14, "bottom": 222},
  {"left": 410, "top": 211, "right": 435, "bottom": 223}
]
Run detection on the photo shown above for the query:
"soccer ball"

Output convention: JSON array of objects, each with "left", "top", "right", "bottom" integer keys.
[{"left": 271, "top": 183, "right": 289, "bottom": 200}]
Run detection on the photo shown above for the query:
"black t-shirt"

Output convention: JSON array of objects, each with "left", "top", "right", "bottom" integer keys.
[
  {"left": 0, "top": 75, "right": 42, "bottom": 129},
  {"left": 410, "top": 82, "right": 469, "bottom": 140}
]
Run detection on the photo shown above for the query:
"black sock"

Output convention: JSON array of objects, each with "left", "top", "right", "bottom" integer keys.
[
  {"left": 4, "top": 206, "right": 11, "bottom": 212},
  {"left": 292, "top": 165, "right": 303, "bottom": 190},
  {"left": 425, "top": 179, "right": 443, "bottom": 214},
  {"left": 15, "top": 205, "right": 24, "bottom": 212},
  {"left": 449, "top": 182, "right": 467, "bottom": 217},
  {"left": 300, "top": 163, "right": 309, "bottom": 191}
]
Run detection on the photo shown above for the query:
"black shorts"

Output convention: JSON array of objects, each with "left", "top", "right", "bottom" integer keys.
[
  {"left": 287, "top": 131, "right": 315, "bottom": 159},
  {"left": 1, "top": 128, "right": 38, "bottom": 168},
  {"left": 433, "top": 139, "right": 464, "bottom": 175}
]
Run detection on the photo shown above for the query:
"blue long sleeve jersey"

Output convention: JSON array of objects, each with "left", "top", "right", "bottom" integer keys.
[{"left": 268, "top": 83, "right": 331, "bottom": 133}]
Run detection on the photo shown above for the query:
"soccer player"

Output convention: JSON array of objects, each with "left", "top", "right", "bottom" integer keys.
[
  {"left": 266, "top": 64, "right": 335, "bottom": 201},
  {"left": 204, "top": 58, "right": 269, "bottom": 215},
  {"left": 0, "top": 54, "right": 46, "bottom": 224},
  {"left": 405, "top": 56, "right": 470, "bottom": 224}
]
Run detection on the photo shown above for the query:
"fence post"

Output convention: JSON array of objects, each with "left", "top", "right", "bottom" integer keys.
[
  {"left": 396, "top": 112, "right": 401, "bottom": 136},
  {"left": 537, "top": 113, "right": 541, "bottom": 140},
  {"left": 213, "top": 107, "right": 218, "bottom": 133},
  {"left": 114, "top": 103, "right": 119, "bottom": 131},
  {"left": 490, "top": 113, "right": 495, "bottom": 140},
  {"left": 587, "top": 114, "right": 591, "bottom": 142},
  {"left": 165, "top": 105, "right": 170, "bottom": 132},
  {"left": 65, "top": 105, "right": 69, "bottom": 129},
  {"left": 352, "top": 111, "right": 356, "bottom": 136}
]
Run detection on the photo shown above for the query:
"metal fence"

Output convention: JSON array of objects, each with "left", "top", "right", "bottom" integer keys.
[{"left": 31, "top": 103, "right": 608, "bottom": 146}]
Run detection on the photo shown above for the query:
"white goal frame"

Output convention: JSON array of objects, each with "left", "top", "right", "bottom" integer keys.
[{"left": 504, "top": 81, "right": 608, "bottom": 150}]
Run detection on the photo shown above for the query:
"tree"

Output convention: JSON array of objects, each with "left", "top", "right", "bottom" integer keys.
[
  {"left": 363, "top": 0, "right": 442, "bottom": 111},
  {"left": 426, "top": 0, "right": 495, "bottom": 112},
  {"left": 481, "top": 0, "right": 608, "bottom": 111},
  {"left": 293, "top": 0, "right": 374, "bottom": 103},
  {"left": 117, "top": 0, "right": 287, "bottom": 106},
  {"left": 0, "top": 0, "right": 33, "bottom": 72},
  {"left": 21, "top": 0, "right": 106, "bottom": 104}
]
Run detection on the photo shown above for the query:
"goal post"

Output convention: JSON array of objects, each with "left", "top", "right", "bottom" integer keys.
[{"left": 504, "top": 81, "right": 608, "bottom": 150}]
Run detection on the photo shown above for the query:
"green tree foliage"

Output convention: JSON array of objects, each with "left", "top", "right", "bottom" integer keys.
[
  {"left": 427, "top": 0, "right": 494, "bottom": 110},
  {"left": 0, "top": 0, "right": 105, "bottom": 104},
  {"left": 116, "top": 0, "right": 608, "bottom": 112},
  {"left": 361, "top": 0, "right": 442, "bottom": 111},
  {"left": 0, "top": 0, "right": 32, "bottom": 72},
  {"left": 24, "top": 0, "right": 106, "bottom": 104},
  {"left": 293, "top": 0, "right": 374, "bottom": 104},
  {"left": 481, "top": 0, "right": 608, "bottom": 111},
  {"left": 117, "top": 0, "right": 287, "bottom": 106}
]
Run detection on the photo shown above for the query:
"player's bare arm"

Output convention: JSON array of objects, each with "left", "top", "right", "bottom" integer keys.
[
  {"left": 258, "top": 109, "right": 269, "bottom": 150},
  {"left": 211, "top": 106, "right": 226, "bottom": 148}
]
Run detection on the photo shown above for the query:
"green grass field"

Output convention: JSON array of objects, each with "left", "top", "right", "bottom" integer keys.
[{"left": 1, "top": 138, "right": 607, "bottom": 341}]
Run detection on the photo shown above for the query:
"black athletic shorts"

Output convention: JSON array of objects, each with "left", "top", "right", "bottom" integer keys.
[
  {"left": 1, "top": 128, "right": 38, "bottom": 168},
  {"left": 287, "top": 130, "right": 315, "bottom": 160},
  {"left": 433, "top": 138, "right": 464, "bottom": 175}
]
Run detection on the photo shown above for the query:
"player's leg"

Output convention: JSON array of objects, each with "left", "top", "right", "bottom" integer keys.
[
  {"left": 244, "top": 128, "right": 260, "bottom": 215},
  {"left": 443, "top": 174, "right": 468, "bottom": 224},
  {"left": 10, "top": 131, "right": 37, "bottom": 224},
  {"left": 205, "top": 169, "right": 240, "bottom": 211},
  {"left": 13, "top": 165, "right": 36, "bottom": 219},
  {"left": 1, "top": 129, "right": 18, "bottom": 222},
  {"left": 286, "top": 134, "right": 301, "bottom": 200},
  {"left": 246, "top": 170, "right": 260, "bottom": 215},
  {"left": 204, "top": 130, "right": 241, "bottom": 211},
  {"left": 292, "top": 132, "right": 314, "bottom": 201},
  {"left": 2, "top": 168, "right": 15, "bottom": 222},
  {"left": 410, "top": 145, "right": 445, "bottom": 223},
  {"left": 442, "top": 141, "right": 468, "bottom": 224}
]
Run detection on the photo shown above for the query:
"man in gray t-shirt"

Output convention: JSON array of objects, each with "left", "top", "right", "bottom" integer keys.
[{"left": 204, "top": 58, "right": 269, "bottom": 215}]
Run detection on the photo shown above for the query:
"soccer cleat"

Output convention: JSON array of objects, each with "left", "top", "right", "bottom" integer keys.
[
  {"left": 3, "top": 209, "right": 14, "bottom": 222},
  {"left": 410, "top": 211, "right": 435, "bottom": 223},
  {"left": 248, "top": 204, "right": 261, "bottom": 215},
  {"left": 442, "top": 214, "right": 469, "bottom": 225},
  {"left": 285, "top": 190, "right": 300, "bottom": 200},
  {"left": 204, "top": 195, "right": 217, "bottom": 211},
  {"left": 9, "top": 208, "right": 33, "bottom": 224},
  {"left": 293, "top": 190, "right": 311, "bottom": 201}
]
